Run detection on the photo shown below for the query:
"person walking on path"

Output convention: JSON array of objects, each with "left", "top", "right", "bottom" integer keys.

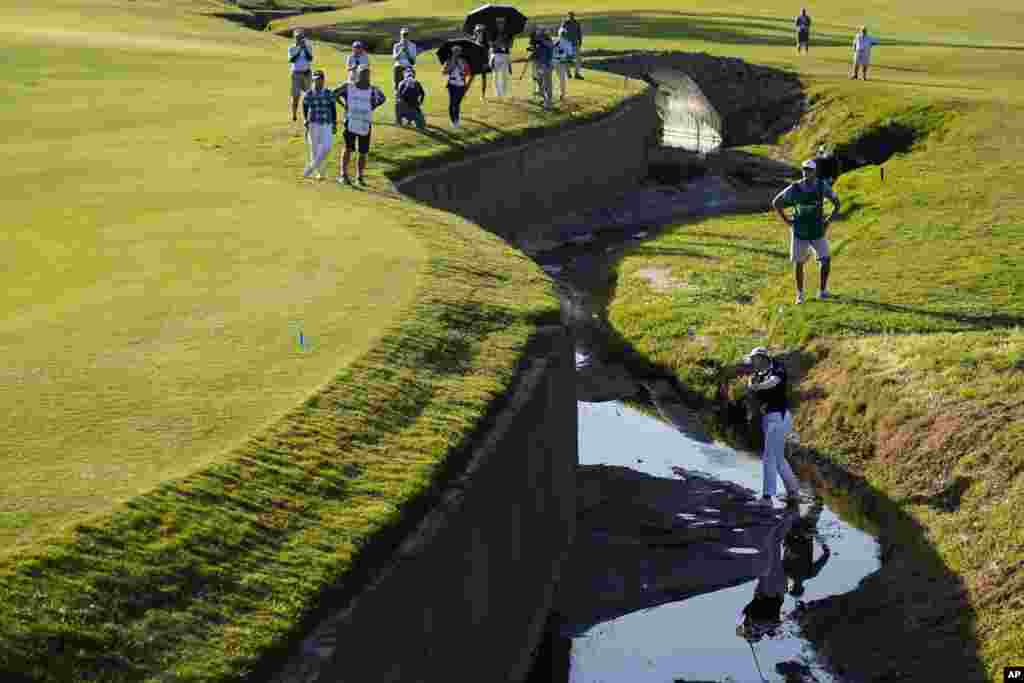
[
  {"left": 471, "top": 24, "right": 492, "bottom": 101},
  {"left": 288, "top": 29, "right": 314, "bottom": 122},
  {"left": 795, "top": 8, "right": 811, "bottom": 53},
  {"left": 442, "top": 45, "right": 473, "bottom": 128},
  {"left": 521, "top": 29, "right": 554, "bottom": 109},
  {"left": 552, "top": 27, "right": 576, "bottom": 101},
  {"left": 772, "top": 159, "right": 841, "bottom": 303},
  {"left": 347, "top": 41, "right": 370, "bottom": 82},
  {"left": 851, "top": 26, "right": 880, "bottom": 80},
  {"left": 743, "top": 347, "right": 802, "bottom": 507},
  {"left": 334, "top": 65, "right": 386, "bottom": 185},
  {"left": 489, "top": 16, "right": 514, "bottom": 98},
  {"left": 559, "top": 11, "right": 584, "bottom": 79},
  {"left": 396, "top": 68, "right": 426, "bottom": 130},
  {"left": 392, "top": 28, "right": 418, "bottom": 95},
  {"left": 301, "top": 70, "right": 337, "bottom": 179}
]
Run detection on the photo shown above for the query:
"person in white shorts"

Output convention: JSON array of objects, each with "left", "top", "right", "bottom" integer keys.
[
  {"left": 288, "top": 29, "right": 314, "bottom": 121},
  {"left": 851, "top": 26, "right": 880, "bottom": 80},
  {"left": 772, "top": 159, "right": 841, "bottom": 304}
]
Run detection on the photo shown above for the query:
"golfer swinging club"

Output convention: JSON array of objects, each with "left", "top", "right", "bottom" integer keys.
[
  {"left": 744, "top": 347, "right": 801, "bottom": 506},
  {"left": 772, "top": 159, "right": 841, "bottom": 304}
]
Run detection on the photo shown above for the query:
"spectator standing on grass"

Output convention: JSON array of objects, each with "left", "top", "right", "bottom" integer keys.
[
  {"left": 795, "top": 8, "right": 811, "bottom": 53},
  {"left": 472, "top": 24, "right": 492, "bottom": 101},
  {"left": 559, "top": 11, "right": 584, "bottom": 79},
  {"left": 392, "top": 28, "right": 418, "bottom": 95},
  {"left": 851, "top": 26, "right": 880, "bottom": 80},
  {"left": 772, "top": 159, "right": 841, "bottom": 303},
  {"left": 744, "top": 348, "right": 802, "bottom": 507},
  {"left": 442, "top": 44, "right": 473, "bottom": 128},
  {"left": 521, "top": 29, "right": 554, "bottom": 110},
  {"left": 489, "top": 16, "right": 514, "bottom": 98},
  {"left": 552, "top": 27, "right": 576, "bottom": 101},
  {"left": 334, "top": 65, "right": 386, "bottom": 185},
  {"left": 347, "top": 41, "right": 370, "bottom": 82},
  {"left": 396, "top": 68, "right": 426, "bottom": 130},
  {"left": 301, "top": 70, "right": 336, "bottom": 179},
  {"left": 288, "top": 29, "right": 314, "bottom": 122}
]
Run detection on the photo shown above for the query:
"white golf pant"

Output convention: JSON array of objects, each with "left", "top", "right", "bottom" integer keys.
[
  {"left": 762, "top": 411, "right": 799, "bottom": 498},
  {"left": 491, "top": 54, "right": 510, "bottom": 97},
  {"left": 305, "top": 123, "right": 333, "bottom": 175},
  {"left": 554, "top": 62, "right": 569, "bottom": 99}
]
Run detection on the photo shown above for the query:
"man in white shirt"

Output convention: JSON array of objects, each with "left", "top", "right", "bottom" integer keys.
[
  {"left": 288, "top": 29, "right": 314, "bottom": 122},
  {"left": 335, "top": 65, "right": 387, "bottom": 185},
  {"left": 851, "top": 27, "right": 880, "bottom": 80},
  {"left": 552, "top": 27, "right": 576, "bottom": 101},
  {"left": 392, "top": 28, "right": 418, "bottom": 93}
]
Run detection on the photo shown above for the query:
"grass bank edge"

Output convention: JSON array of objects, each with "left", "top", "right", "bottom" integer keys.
[
  {"left": 0, "top": 90, "right": 652, "bottom": 683},
  {"left": 603, "top": 88, "right": 1023, "bottom": 681}
]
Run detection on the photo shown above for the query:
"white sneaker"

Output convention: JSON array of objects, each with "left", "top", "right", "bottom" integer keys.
[
  {"left": 451, "top": 120, "right": 460, "bottom": 129},
  {"left": 818, "top": 289, "right": 832, "bottom": 300},
  {"left": 795, "top": 291, "right": 805, "bottom": 305}
]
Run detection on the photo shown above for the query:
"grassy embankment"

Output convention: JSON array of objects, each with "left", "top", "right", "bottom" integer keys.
[
  {"left": 585, "top": 3, "right": 1024, "bottom": 681},
  {"left": 0, "top": 0, "right": 637, "bottom": 680}
]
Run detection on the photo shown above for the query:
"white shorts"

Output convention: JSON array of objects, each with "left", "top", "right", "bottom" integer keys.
[{"left": 791, "top": 236, "right": 830, "bottom": 264}]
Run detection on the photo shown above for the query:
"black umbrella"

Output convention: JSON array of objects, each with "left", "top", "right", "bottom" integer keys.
[
  {"left": 436, "top": 38, "right": 489, "bottom": 74},
  {"left": 463, "top": 4, "right": 528, "bottom": 38}
]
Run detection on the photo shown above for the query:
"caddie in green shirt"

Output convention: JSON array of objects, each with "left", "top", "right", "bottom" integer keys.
[{"left": 773, "top": 159, "right": 841, "bottom": 304}]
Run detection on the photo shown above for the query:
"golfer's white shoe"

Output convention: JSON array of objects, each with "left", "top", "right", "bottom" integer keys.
[{"left": 795, "top": 291, "right": 805, "bottom": 305}]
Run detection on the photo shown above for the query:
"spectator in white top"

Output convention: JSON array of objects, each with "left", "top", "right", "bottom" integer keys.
[
  {"left": 851, "top": 27, "right": 880, "bottom": 80},
  {"left": 552, "top": 27, "right": 576, "bottom": 101},
  {"left": 347, "top": 41, "right": 370, "bottom": 82},
  {"left": 288, "top": 29, "right": 314, "bottom": 122},
  {"left": 334, "top": 65, "right": 386, "bottom": 185},
  {"left": 392, "top": 28, "right": 418, "bottom": 92}
]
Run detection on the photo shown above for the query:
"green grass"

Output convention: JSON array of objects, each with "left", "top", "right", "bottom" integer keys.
[
  {"left": 0, "top": 0, "right": 635, "bottom": 680},
  {"left": 581, "top": 2, "right": 1024, "bottom": 679}
]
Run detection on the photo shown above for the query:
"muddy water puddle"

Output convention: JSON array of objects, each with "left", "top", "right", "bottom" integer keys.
[{"left": 550, "top": 400, "right": 880, "bottom": 683}]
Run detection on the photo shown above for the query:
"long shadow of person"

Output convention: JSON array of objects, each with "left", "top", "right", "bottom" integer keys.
[
  {"left": 736, "top": 508, "right": 799, "bottom": 681},
  {"left": 783, "top": 498, "right": 832, "bottom": 603}
]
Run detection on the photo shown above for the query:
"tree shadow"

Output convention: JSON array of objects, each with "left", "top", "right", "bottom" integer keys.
[{"left": 903, "top": 476, "right": 973, "bottom": 513}]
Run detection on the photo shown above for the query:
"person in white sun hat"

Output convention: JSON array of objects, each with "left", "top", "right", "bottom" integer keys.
[
  {"left": 772, "top": 158, "right": 841, "bottom": 304},
  {"left": 744, "top": 347, "right": 802, "bottom": 507}
]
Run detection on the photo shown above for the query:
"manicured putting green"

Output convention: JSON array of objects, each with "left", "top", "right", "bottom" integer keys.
[{"left": 0, "top": 1, "right": 425, "bottom": 553}]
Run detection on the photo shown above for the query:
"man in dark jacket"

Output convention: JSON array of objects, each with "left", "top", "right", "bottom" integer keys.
[
  {"left": 396, "top": 68, "right": 426, "bottom": 130},
  {"left": 745, "top": 347, "right": 801, "bottom": 506},
  {"left": 559, "top": 11, "right": 584, "bottom": 78}
]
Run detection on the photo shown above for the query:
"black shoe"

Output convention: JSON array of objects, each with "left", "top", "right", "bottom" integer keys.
[
  {"left": 356, "top": 176, "right": 366, "bottom": 186},
  {"left": 575, "top": 74, "right": 584, "bottom": 80}
]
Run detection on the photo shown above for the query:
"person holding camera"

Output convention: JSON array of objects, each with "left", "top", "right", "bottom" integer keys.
[
  {"left": 396, "top": 68, "right": 426, "bottom": 130},
  {"left": 347, "top": 41, "right": 370, "bottom": 82},
  {"left": 520, "top": 28, "right": 553, "bottom": 109},
  {"left": 392, "top": 28, "right": 418, "bottom": 95},
  {"left": 442, "top": 44, "right": 473, "bottom": 128},
  {"left": 288, "top": 29, "right": 314, "bottom": 122},
  {"left": 301, "top": 70, "right": 336, "bottom": 180}
]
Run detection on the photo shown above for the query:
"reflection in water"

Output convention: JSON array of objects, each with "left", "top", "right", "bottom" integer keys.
[{"left": 546, "top": 401, "right": 880, "bottom": 683}]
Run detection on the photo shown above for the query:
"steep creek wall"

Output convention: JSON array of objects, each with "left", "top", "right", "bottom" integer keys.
[
  {"left": 273, "top": 90, "right": 662, "bottom": 683},
  {"left": 395, "top": 88, "right": 660, "bottom": 245}
]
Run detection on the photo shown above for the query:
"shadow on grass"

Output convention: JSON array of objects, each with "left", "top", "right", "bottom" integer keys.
[{"left": 836, "top": 296, "right": 1024, "bottom": 330}]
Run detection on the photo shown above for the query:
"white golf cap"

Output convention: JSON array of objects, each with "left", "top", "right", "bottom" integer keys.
[
  {"left": 745, "top": 347, "right": 772, "bottom": 362},
  {"left": 802, "top": 159, "right": 817, "bottom": 170},
  {"left": 400, "top": 27, "right": 409, "bottom": 34}
]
